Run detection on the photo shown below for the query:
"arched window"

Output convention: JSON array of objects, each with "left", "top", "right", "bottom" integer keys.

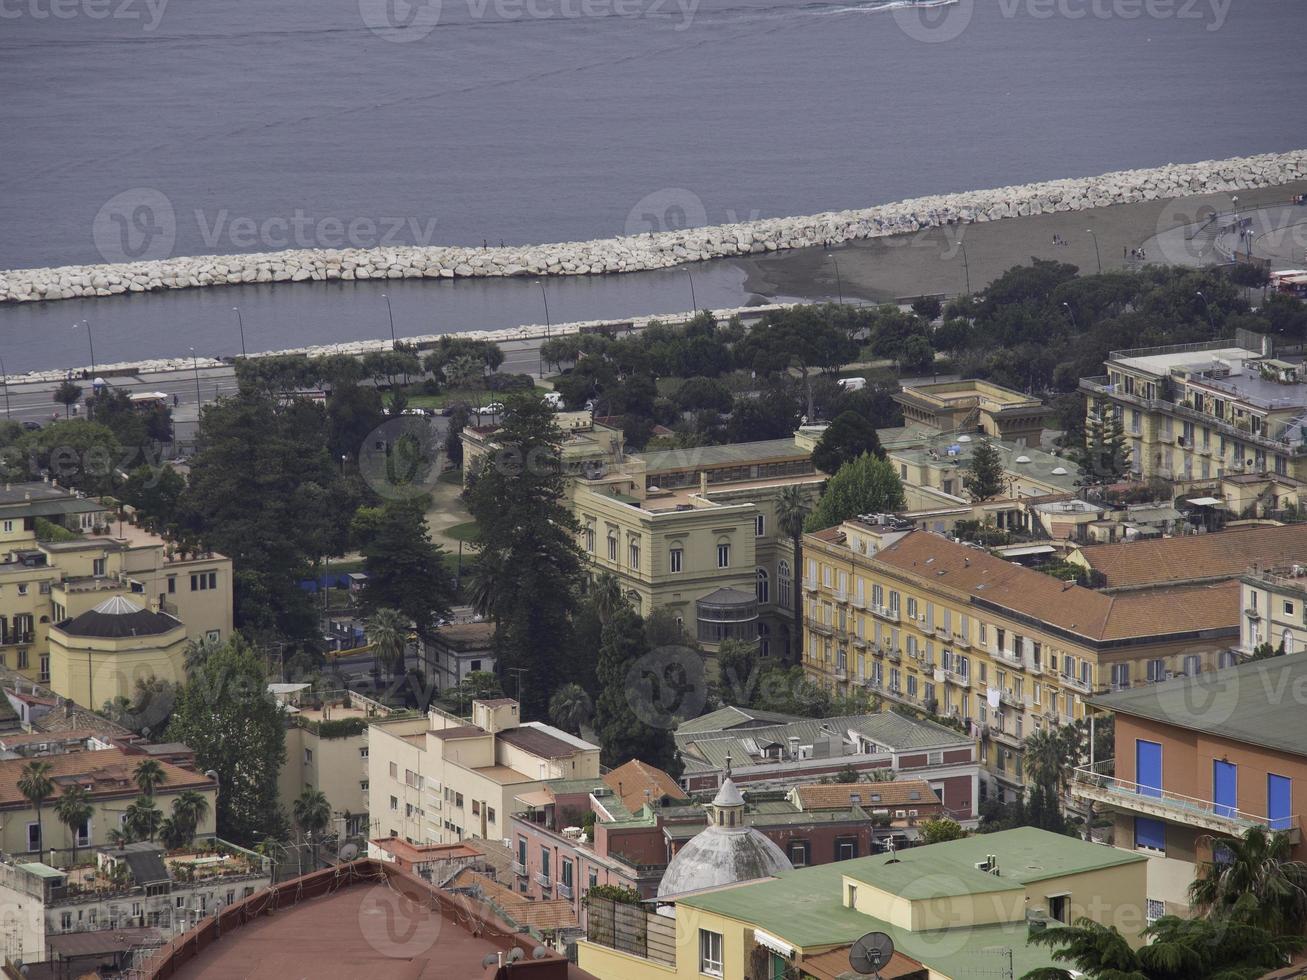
[
  {"left": 778, "top": 560, "right": 792, "bottom": 607},
  {"left": 756, "top": 568, "right": 769, "bottom": 605}
]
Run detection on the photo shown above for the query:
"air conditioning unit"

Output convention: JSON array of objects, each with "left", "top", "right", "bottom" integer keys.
[{"left": 894, "top": 809, "right": 907, "bottom": 819}]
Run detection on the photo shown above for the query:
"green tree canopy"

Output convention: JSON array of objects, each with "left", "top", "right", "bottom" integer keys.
[
  {"left": 167, "top": 637, "right": 287, "bottom": 847},
  {"left": 812, "top": 410, "right": 885, "bottom": 474},
  {"left": 963, "top": 438, "right": 1006, "bottom": 502},
  {"left": 593, "top": 606, "right": 683, "bottom": 777},
  {"left": 465, "top": 393, "right": 585, "bottom": 717},
  {"left": 357, "top": 499, "right": 454, "bottom": 631},
  {"left": 805, "top": 453, "right": 905, "bottom": 531}
]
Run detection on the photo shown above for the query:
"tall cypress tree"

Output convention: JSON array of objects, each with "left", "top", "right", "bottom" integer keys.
[
  {"left": 963, "top": 438, "right": 1006, "bottom": 501},
  {"left": 465, "top": 393, "right": 584, "bottom": 719},
  {"left": 593, "top": 607, "right": 682, "bottom": 777}
]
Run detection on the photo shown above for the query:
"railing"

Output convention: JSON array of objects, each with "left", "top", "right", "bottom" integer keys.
[
  {"left": 512, "top": 861, "right": 526, "bottom": 877},
  {"left": 1072, "top": 761, "right": 1299, "bottom": 836},
  {"left": 557, "top": 881, "right": 573, "bottom": 900},
  {"left": 534, "top": 871, "right": 552, "bottom": 889},
  {"left": 803, "top": 578, "right": 818, "bottom": 593}
]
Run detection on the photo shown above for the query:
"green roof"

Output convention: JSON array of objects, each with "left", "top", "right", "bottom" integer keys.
[
  {"left": 18, "top": 862, "right": 65, "bottom": 880},
  {"left": 635, "top": 438, "right": 806, "bottom": 473},
  {"left": 677, "top": 828, "right": 1145, "bottom": 966},
  {"left": 1092, "top": 654, "right": 1307, "bottom": 758},
  {"left": 676, "top": 706, "right": 802, "bottom": 735}
]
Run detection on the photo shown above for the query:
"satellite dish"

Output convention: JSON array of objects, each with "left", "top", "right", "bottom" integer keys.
[
  {"left": 849, "top": 931, "right": 895, "bottom": 975},
  {"left": 339, "top": 843, "right": 360, "bottom": 862}
]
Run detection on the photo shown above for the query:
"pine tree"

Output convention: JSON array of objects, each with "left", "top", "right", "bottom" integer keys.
[
  {"left": 1080, "top": 400, "right": 1131, "bottom": 484},
  {"left": 963, "top": 438, "right": 1006, "bottom": 501},
  {"left": 465, "top": 393, "right": 585, "bottom": 719},
  {"left": 805, "top": 453, "right": 906, "bottom": 530},
  {"left": 593, "top": 607, "right": 682, "bottom": 777}
]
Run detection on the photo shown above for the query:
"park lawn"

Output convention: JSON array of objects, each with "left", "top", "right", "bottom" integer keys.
[{"left": 445, "top": 521, "right": 480, "bottom": 543}]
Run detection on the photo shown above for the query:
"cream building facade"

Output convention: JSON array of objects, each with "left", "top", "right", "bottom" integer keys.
[
  {"left": 0, "top": 482, "right": 232, "bottom": 692},
  {"left": 801, "top": 520, "right": 1240, "bottom": 800},
  {"left": 368, "top": 698, "right": 600, "bottom": 847},
  {"left": 1081, "top": 340, "right": 1307, "bottom": 483}
]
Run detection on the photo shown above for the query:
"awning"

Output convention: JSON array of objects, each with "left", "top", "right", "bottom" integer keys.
[
  {"left": 516, "top": 789, "right": 555, "bottom": 808},
  {"left": 1186, "top": 496, "right": 1223, "bottom": 506},
  {"left": 996, "top": 544, "right": 1056, "bottom": 557},
  {"left": 753, "top": 928, "right": 794, "bottom": 958}
]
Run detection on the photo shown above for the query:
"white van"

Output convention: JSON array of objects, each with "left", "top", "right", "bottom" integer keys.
[{"left": 837, "top": 377, "right": 867, "bottom": 392}]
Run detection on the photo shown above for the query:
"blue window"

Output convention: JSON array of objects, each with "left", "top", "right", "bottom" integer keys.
[
  {"left": 1269, "top": 774, "right": 1293, "bottom": 831},
  {"left": 1136, "top": 740, "right": 1162, "bottom": 799},
  {"left": 1135, "top": 816, "right": 1165, "bottom": 851},
  {"left": 1213, "top": 760, "right": 1237, "bottom": 818}
]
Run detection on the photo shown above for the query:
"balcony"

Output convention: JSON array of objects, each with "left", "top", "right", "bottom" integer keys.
[
  {"left": 803, "top": 578, "right": 819, "bottom": 594},
  {"left": 1071, "top": 761, "right": 1299, "bottom": 840},
  {"left": 810, "top": 621, "right": 833, "bottom": 637},
  {"left": 834, "top": 589, "right": 849, "bottom": 605},
  {"left": 1061, "top": 672, "right": 1090, "bottom": 693},
  {"left": 1245, "top": 607, "right": 1261, "bottom": 621},
  {"left": 852, "top": 635, "right": 868, "bottom": 649},
  {"left": 953, "top": 632, "right": 971, "bottom": 650},
  {"left": 851, "top": 594, "right": 867, "bottom": 610},
  {"left": 834, "top": 666, "right": 848, "bottom": 682},
  {"left": 872, "top": 605, "right": 900, "bottom": 624},
  {"left": 945, "top": 670, "right": 970, "bottom": 690},
  {"left": 1027, "top": 658, "right": 1045, "bottom": 676},
  {"left": 557, "top": 881, "right": 573, "bottom": 900},
  {"left": 999, "top": 688, "right": 1025, "bottom": 710},
  {"left": 886, "top": 648, "right": 902, "bottom": 664},
  {"left": 512, "top": 861, "right": 527, "bottom": 877},
  {"left": 990, "top": 726, "right": 1024, "bottom": 749},
  {"left": 534, "top": 871, "right": 552, "bottom": 889}
]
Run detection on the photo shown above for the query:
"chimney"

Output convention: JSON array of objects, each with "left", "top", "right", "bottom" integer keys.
[{"left": 699, "top": 472, "right": 708, "bottom": 497}]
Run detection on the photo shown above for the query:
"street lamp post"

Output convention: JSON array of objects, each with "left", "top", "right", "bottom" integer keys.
[
  {"left": 1195, "top": 291, "right": 1218, "bottom": 337},
  {"left": 75, "top": 320, "right": 96, "bottom": 376},
  {"left": 535, "top": 281, "right": 552, "bottom": 377},
  {"left": 685, "top": 268, "right": 697, "bottom": 313},
  {"left": 1086, "top": 229, "right": 1102, "bottom": 275},
  {"left": 232, "top": 307, "right": 247, "bottom": 358},
  {"left": 0, "top": 355, "right": 9, "bottom": 419},
  {"left": 1061, "top": 301, "right": 1078, "bottom": 331},
  {"left": 957, "top": 241, "right": 971, "bottom": 295},
  {"left": 381, "top": 293, "right": 397, "bottom": 350},
  {"left": 189, "top": 347, "right": 203, "bottom": 408},
  {"left": 830, "top": 255, "right": 844, "bottom": 305}
]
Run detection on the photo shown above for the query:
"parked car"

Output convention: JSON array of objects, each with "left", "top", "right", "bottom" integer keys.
[{"left": 477, "top": 402, "right": 505, "bottom": 416}]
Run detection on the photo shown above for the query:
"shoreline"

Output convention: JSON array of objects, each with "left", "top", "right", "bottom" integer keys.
[{"left": 3, "top": 150, "right": 1303, "bottom": 306}]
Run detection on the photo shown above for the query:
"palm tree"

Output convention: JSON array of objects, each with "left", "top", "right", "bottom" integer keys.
[
  {"left": 775, "top": 484, "right": 811, "bottom": 665},
  {"left": 170, "top": 790, "right": 210, "bottom": 843},
  {"left": 1022, "top": 910, "right": 1302, "bottom": 980},
  {"left": 124, "top": 796, "right": 163, "bottom": 842},
  {"left": 589, "top": 572, "right": 625, "bottom": 624},
  {"left": 18, "top": 761, "right": 54, "bottom": 856},
  {"left": 133, "top": 759, "right": 166, "bottom": 797},
  {"left": 293, "top": 789, "right": 332, "bottom": 870},
  {"left": 366, "top": 607, "right": 408, "bottom": 676},
  {"left": 107, "top": 827, "right": 131, "bottom": 849},
  {"left": 465, "top": 558, "right": 501, "bottom": 620},
  {"left": 54, "top": 784, "right": 93, "bottom": 864},
  {"left": 158, "top": 817, "right": 188, "bottom": 851},
  {"left": 183, "top": 635, "right": 225, "bottom": 675},
  {"left": 548, "top": 683, "right": 593, "bottom": 736},
  {"left": 1189, "top": 825, "right": 1307, "bottom": 935}
]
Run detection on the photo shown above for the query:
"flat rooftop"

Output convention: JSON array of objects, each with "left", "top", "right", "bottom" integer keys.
[
  {"left": 634, "top": 437, "right": 808, "bottom": 473},
  {"left": 1093, "top": 655, "right": 1307, "bottom": 757},
  {"left": 1110, "top": 345, "right": 1258, "bottom": 376}
]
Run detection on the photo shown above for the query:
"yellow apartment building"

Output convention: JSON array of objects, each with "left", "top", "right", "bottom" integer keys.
[
  {"left": 577, "top": 826, "right": 1147, "bottom": 980},
  {"left": 0, "top": 747, "right": 217, "bottom": 861},
  {"left": 892, "top": 378, "right": 1049, "bottom": 446},
  {"left": 801, "top": 520, "right": 1240, "bottom": 801},
  {"left": 1081, "top": 341, "right": 1307, "bottom": 483},
  {"left": 273, "top": 685, "right": 402, "bottom": 840},
  {"left": 368, "top": 698, "right": 600, "bottom": 847},
  {"left": 0, "top": 482, "right": 232, "bottom": 691}
]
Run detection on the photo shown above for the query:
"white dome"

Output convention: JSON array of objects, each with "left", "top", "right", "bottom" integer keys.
[
  {"left": 1051, "top": 466, "right": 1069, "bottom": 475},
  {"left": 957, "top": 435, "right": 972, "bottom": 443},
  {"left": 657, "top": 778, "right": 792, "bottom": 898},
  {"left": 1015, "top": 455, "right": 1031, "bottom": 464}
]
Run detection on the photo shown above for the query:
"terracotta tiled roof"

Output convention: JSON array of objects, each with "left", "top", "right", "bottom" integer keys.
[
  {"left": 0, "top": 748, "right": 213, "bottom": 809},
  {"left": 445, "top": 868, "right": 579, "bottom": 932},
  {"left": 603, "top": 759, "right": 688, "bottom": 814},
  {"left": 794, "top": 779, "right": 939, "bottom": 811},
  {"left": 871, "top": 532, "right": 1238, "bottom": 643},
  {"left": 1075, "top": 523, "right": 1307, "bottom": 588}
]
